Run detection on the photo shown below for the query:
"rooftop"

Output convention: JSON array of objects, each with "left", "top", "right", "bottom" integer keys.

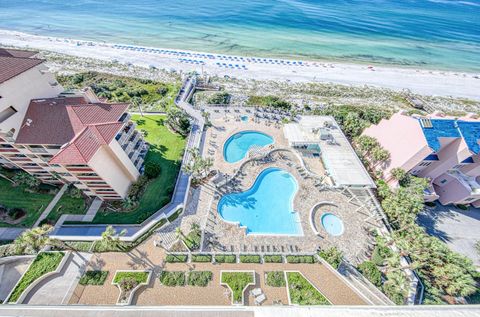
[
  {"left": 284, "top": 116, "right": 375, "bottom": 188},
  {"left": 0, "top": 48, "right": 38, "bottom": 58},
  {"left": 15, "top": 96, "right": 128, "bottom": 164},
  {"left": 0, "top": 55, "right": 44, "bottom": 84}
]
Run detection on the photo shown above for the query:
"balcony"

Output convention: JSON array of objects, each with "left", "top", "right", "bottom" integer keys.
[
  {"left": 423, "top": 184, "right": 439, "bottom": 202},
  {"left": 118, "top": 112, "right": 131, "bottom": 124},
  {"left": 124, "top": 131, "right": 142, "bottom": 156},
  {"left": 116, "top": 122, "right": 136, "bottom": 146},
  {"left": 447, "top": 170, "right": 480, "bottom": 195}
]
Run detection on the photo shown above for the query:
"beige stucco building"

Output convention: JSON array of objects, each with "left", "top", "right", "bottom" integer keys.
[{"left": 0, "top": 48, "right": 146, "bottom": 200}]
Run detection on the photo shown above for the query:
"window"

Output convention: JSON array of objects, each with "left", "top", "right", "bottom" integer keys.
[
  {"left": 28, "top": 145, "right": 47, "bottom": 153},
  {"left": 464, "top": 197, "right": 475, "bottom": 202},
  {"left": 45, "top": 145, "right": 61, "bottom": 150},
  {"left": 440, "top": 179, "right": 448, "bottom": 184}
]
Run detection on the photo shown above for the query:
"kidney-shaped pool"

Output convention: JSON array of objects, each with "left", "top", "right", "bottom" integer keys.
[
  {"left": 217, "top": 167, "right": 302, "bottom": 235},
  {"left": 223, "top": 130, "right": 273, "bottom": 163}
]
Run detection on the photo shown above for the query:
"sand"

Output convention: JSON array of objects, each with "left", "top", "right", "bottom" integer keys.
[{"left": 1, "top": 29, "right": 479, "bottom": 100}]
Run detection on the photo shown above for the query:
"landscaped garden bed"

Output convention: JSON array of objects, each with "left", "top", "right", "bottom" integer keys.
[
  {"left": 112, "top": 270, "right": 151, "bottom": 305},
  {"left": 165, "top": 254, "right": 188, "bottom": 263},
  {"left": 263, "top": 255, "right": 283, "bottom": 263},
  {"left": 215, "top": 254, "right": 237, "bottom": 263},
  {"left": 220, "top": 271, "right": 255, "bottom": 305},
  {"left": 285, "top": 271, "right": 331, "bottom": 305},
  {"left": 187, "top": 271, "right": 213, "bottom": 287},
  {"left": 7, "top": 252, "right": 66, "bottom": 303},
  {"left": 286, "top": 255, "right": 316, "bottom": 264},
  {"left": 239, "top": 255, "right": 261, "bottom": 263},
  {"left": 79, "top": 270, "right": 109, "bottom": 285},
  {"left": 191, "top": 254, "right": 212, "bottom": 263},
  {"left": 159, "top": 271, "right": 186, "bottom": 286},
  {"left": 265, "top": 271, "right": 286, "bottom": 287}
]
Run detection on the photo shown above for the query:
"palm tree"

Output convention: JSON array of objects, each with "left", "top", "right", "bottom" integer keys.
[
  {"left": 190, "top": 222, "right": 200, "bottom": 234},
  {"left": 100, "top": 225, "right": 126, "bottom": 249},
  {"left": 14, "top": 224, "right": 53, "bottom": 254},
  {"left": 175, "top": 227, "right": 184, "bottom": 240},
  {"left": 132, "top": 96, "right": 144, "bottom": 117}
]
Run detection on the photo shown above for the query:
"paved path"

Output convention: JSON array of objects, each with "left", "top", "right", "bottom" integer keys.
[
  {"left": 50, "top": 76, "right": 205, "bottom": 241},
  {"left": 33, "top": 184, "right": 68, "bottom": 227},
  {"left": 0, "top": 227, "right": 26, "bottom": 240},
  {"left": 24, "top": 252, "right": 92, "bottom": 305}
]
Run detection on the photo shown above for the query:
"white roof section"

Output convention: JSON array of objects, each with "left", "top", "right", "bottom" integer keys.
[{"left": 284, "top": 116, "right": 375, "bottom": 188}]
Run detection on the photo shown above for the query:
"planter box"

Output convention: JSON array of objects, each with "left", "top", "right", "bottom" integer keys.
[
  {"left": 220, "top": 270, "right": 256, "bottom": 306},
  {"left": 112, "top": 270, "right": 152, "bottom": 305}
]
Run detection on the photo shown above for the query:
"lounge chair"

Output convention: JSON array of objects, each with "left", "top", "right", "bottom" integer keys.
[
  {"left": 255, "top": 294, "right": 266, "bottom": 305},
  {"left": 251, "top": 288, "right": 262, "bottom": 297}
]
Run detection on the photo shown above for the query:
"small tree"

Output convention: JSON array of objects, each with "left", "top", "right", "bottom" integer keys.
[
  {"left": 144, "top": 161, "right": 161, "bottom": 179},
  {"left": 12, "top": 172, "right": 40, "bottom": 189},
  {"left": 182, "top": 148, "right": 213, "bottom": 181},
  {"left": 13, "top": 224, "right": 53, "bottom": 254},
  {"left": 100, "top": 225, "right": 126, "bottom": 249}
]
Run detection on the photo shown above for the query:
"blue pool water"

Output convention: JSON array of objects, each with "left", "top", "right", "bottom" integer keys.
[
  {"left": 217, "top": 167, "right": 302, "bottom": 235},
  {"left": 223, "top": 131, "right": 273, "bottom": 163},
  {"left": 321, "top": 213, "right": 344, "bottom": 236}
]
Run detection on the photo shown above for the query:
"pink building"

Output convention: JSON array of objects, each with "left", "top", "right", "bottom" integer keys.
[{"left": 363, "top": 111, "right": 480, "bottom": 207}]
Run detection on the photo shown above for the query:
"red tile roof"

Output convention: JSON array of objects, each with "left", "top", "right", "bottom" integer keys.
[
  {"left": 15, "top": 96, "right": 129, "bottom": 165},
  {"left": 0, "top": 56, "right": 44, "bottom": 84},
  {"left": 0, "top": 48, "right": 38, "bottom": 58}
]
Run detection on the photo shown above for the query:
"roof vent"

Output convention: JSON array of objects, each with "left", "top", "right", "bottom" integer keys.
[{"left": 420, "top": 118, "right": 433, "bottom": 128}]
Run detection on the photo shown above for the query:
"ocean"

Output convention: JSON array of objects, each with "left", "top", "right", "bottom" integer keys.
[{"left": 0, "top": 0, "right": 479, "bottom": 72}]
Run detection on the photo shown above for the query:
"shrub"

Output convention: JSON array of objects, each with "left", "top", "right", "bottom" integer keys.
[
  {"left": 266, "top": 271, "right": 285, "bottom": 287},
  {"left": 371, "top": 245, "right": 391, "bottom": 266},
  {"left": 358, "top": 261, "right": 382, "bottom": 287},
  {"left": 286, "top": 255, "right": 315, "bottom": 264},
  {"left": 318, "top": 247, "right": 343, "bottom": 269},
  {"left": 221, "top": 272, "right": 254, "bottom": 303},
  {"left": 239, "top": 255, "right": 261, "bottom": 263},
  {"left": 79, "top": 270, "right": 108, "bottom": 285},
  {"left": 187, "top": 271, "right": 213, "bottom": 287},
  {"left": 191, "top": 254, "right": 212, "bottom": 263},
  {"left": 68, "top": 187, "right": 83, "bottom": 199},
  {"left": 7, "top": 208, "right": 25, "bottom": 220},
  {"left": 286, "top": 272, "right": 330, "bottom": 305},
  {"left": 215, "top": 254, "right": 236, "bottom": 263},
  {"left": 144, "top": 161, "right": 162, "bottom": 179},
  {"left": 119, "top": 277, "right": 138, "bottom": 291},
  {"left": 113, "top": 271, "right": 149, "bottom": 285},
  {"left": 165, "top": 254, "right": 188, "bottom": 263},
  {"left": 159, "top": 271, "right": 185, "bottom": 286},
  {"left": 263, "top": 255, "right": 283, "bottom": 263},
  {"left": 207, "top": 92, "right": 230, "bottom": 105},
  {"left": 183, "top": 230, "right": 201, "bottom": 251},
  {"left": 127, "top": 175, "right": 149, "bottom": 200}
]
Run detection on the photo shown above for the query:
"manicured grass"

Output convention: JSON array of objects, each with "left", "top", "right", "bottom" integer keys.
[
  {"left": 286, "top": 272, "right": 330, "bottom": 305},
  {"left": 79, "top": 270, "right": 109, "bottom": 285},
  {"left": 45, "top": 194, "right": 87, "bottom": 224},
  {"left": 263, "top": 255, "right": 283, "bottom": 263},
  {"left": 221, "top": 272, "right": 254, "bottom": 304},
  {"left": 89, "top": 115, "right": 186, "bottom": 224},
  {"left": 239, "top": 255, "right": 261, "bottom": 263},
  {"left": 266, "top": 271, "right": 286, "bottom": 287},
  {"left": 215, "top": 254, "right": 237, "bottom": 263},
  {"left": 286, "top": 255, "right": 316, "bottom": 264},
  {"left": 8, "top": 252, "right": 64, "bottom": 303},
  {"left": 0, "top": 178, "right": 54, "bottom": 227},
  {"left": 188, "top": 271, "right": 213, "bottom": 287},
  {"left": 191, "top": 254, "right": 212, "bottom": 263},
  {"left": 159, "top": 271, "right": 185, "bottom": 286},
  {"left": 165, "top": 254, "right": 188, "bottom": 263},
  {"left": 113, "top": 271, "right": 149, "bottom": 284}
]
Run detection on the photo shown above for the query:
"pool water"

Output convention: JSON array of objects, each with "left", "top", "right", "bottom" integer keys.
[
  {"left": 241, "top": 115, "right": 249, "bottom": 122},
  {"left": 223, "top": 130, "right": 273, "bottom": 163},
  {"left": 321, "top": 213, "right": 344, "bottom": 236},
  {"left": 217, "top": 167, "right": 302, "bottom": 235}
]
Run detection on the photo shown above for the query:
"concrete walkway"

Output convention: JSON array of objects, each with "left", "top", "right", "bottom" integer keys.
[
  {"left": 24, "top": 252, "right": 92, "bottom": 305},
  {"left": 33, "top": 184, "right": 68, "bottom": 227},
  {"left": 0, "top": 227, "right": 25, "bottom": 240}
]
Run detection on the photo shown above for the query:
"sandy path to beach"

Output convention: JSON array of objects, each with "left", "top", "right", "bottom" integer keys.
[{"left": 1, "top": 29, "right": 479, "bottom": 100}]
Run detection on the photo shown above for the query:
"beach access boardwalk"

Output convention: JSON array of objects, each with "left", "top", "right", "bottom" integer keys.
[{"left": 50, "top": 76, "right": 204, "bottom": 241}]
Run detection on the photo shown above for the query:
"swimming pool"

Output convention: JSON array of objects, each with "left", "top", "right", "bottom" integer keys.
[
  {"left": 223, "top": 131, "right": 273, "bottom": 163},
  {"left": 321, "top": 213, "right": 344, "bottom": 236},
  {"left": 217, "top": 167, "right": 302, "bottom": 235}
]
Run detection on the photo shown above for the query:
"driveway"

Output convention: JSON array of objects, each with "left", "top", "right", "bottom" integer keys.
[{"left": 418, "top": 204, "right": 480, "bottom": 267}]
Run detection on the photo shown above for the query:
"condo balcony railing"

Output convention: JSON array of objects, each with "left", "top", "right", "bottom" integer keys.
[
  {"left": 124, "top": 132, "right": 142, "bottom": 156},
  {"left": 117, "top": 122, "right": 136, "bottom": 145},
  {"left": 118, "top": 112, "right": 131, "bottom": 124}
]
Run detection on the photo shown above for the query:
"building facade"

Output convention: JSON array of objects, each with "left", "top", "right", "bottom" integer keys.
[
  {"left": 0, "top": 49, "right": 147, "bottom": 200},
  {"left": 363, "top": 111, "right": 480, "bottom": 207}
]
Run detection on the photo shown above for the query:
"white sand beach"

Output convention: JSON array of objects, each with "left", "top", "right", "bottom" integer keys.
[{"left": 1, "top": 29, "right": 479, "bottom": 100}]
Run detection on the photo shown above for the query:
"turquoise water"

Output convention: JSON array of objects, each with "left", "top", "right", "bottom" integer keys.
[
  {"left": 223, "top": 131, "right": 273, "bottom": 163},
  {"left": 0, "top": 0, "right": 479, "bottom": 71},
  {"left": 217, "top": 167, "right": 302, "bottom": 235},
  {"left": 321, "top": 213, "right": 344, "bottom": 236}
]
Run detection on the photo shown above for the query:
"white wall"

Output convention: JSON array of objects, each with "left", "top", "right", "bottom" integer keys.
[{"left": 0, "top": 64, "right": 63, "bottom": 138}]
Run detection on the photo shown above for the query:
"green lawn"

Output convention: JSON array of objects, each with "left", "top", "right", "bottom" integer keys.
[
  {"left": 286, "top": 272, "right": 331, "bottom": 305},
  {"left": 88, "top": 114, "right": 186, "bottom": 224},
  {"left": 0, "top": 178, "right": 54, "bottom": 228},
  {"left": 45, "top": 194, "right": 87, "bottom": 224},
  {"left": 221, "top": 272, "right": 254, "bottom": 304}
]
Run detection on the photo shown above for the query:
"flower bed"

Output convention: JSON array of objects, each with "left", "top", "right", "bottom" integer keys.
[
  {"left": 7, "top": 252, "right": 65, "bottom": 303},
  {"left": 112, "top": 270, "right": 151, "bottom": 305},
  {"left": 159, "top": 271, "right": 186, "bottom": 286},
  {"left": 187, "top": 271, "right": 213, "bottom": 287},
  {"left": 79, "top": 270, "right": 109, "bottom": 285},
  {"left": 220, "top": 271, "right": 255, "bottom": 305},
  {"left": 285, "top": 271, "right": 331, "bottom": 305},
  {"left": 265, "top": 271, "right": 286, "bottom": 287},
  {"left": 215, "top": 254, "right": 236, "bottom": 263}
]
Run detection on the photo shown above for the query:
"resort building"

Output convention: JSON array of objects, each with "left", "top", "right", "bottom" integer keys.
[
  {"left": 284, "top": 116, "right": 375, "bottom": 188},
  {"left": 0, "top": 49, "right": 146, "bottom": 200},
  {"left": 363, "top": 111, "right": 480, "bottom": 206}
]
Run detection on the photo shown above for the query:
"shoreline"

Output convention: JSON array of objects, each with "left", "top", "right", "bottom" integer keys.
[{"left": 1, "top": 29, "right": 479, "bottom": 100}]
